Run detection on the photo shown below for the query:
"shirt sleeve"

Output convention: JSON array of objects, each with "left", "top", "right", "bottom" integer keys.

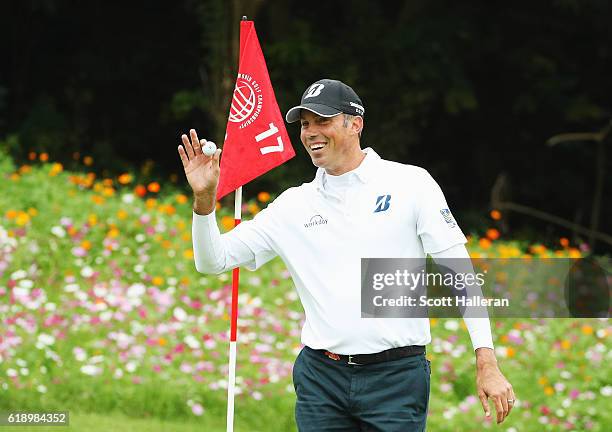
[
  {"left": 192, "top": 209, "right": 277, "bottom": 274},
  {"left": 416, "top": 170, "right": 468, "bottom": 254},
  {"left": 430, "top": 243, "right": 494, "bottom": 351}
]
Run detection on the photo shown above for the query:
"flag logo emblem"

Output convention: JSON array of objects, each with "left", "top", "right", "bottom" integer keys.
[{"left": 229, "top": 74, "right": 263, "bottom": 127}]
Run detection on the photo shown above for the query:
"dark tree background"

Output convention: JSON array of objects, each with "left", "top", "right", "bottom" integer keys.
[{"left": 2, "top": 0, "right": 611, "bottom": 252}]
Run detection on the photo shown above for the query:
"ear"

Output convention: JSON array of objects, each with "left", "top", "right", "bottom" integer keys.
[{"left": 351, "top": 116, "right": 364, "bottom": 135}]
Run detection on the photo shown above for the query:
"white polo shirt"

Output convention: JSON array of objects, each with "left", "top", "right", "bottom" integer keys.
[{"left": 193, "top": 148, "right": 493, "bottom": 354}]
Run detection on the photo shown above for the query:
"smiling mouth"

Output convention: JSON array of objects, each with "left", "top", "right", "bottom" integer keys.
[{"left": 309, "top": 143, "right": 326, "bottom": 152}]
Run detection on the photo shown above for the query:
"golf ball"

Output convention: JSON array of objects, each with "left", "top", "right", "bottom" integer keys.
[{"left": 202, "top": 140, "right": 217, "bottom": 156}]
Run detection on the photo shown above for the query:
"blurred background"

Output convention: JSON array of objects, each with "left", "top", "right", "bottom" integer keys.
[{"left": 2, "top": 0, "right": 611, "bottom": 252}]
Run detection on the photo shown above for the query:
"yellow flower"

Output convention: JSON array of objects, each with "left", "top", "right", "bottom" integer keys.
[
  {"left": 117, "top": 209, "right": 128, "bottom": 220},
  {"left": 561, "top": 340, "right": 571, "bottom": 350},
  {"left": 107, "top": 228, "right": 120, "bottom": 238},
  {"left": 248, "top": 202, "right": 260, "bottom": 215},
  {"left": 16, "top": 212, "right": 30, "bottom": 226},
  {"left": 152, "top": 276, "right": 164, "bottom": 286},
  {"left": 538, "top": 376, "right": 548, "bottom": 385},
  {"left": 177, "top": 220, "right": 186, "bottom": 231},
  {"left": 88, "top": 214, "right": 98, "bottom": 226},
  {"left": 49, "top": 163, "right": 63, "bottom": 176},
  {"left": 183, "top": 249, "right": 194, "bottom": 259},
  {"left": 181, "top": 233, "right": 191, "bottom": 242},
  {"left": 568, "top": 248, "right": 581, "bottom": 258},
  {"left": 581, "top": 325, "right": 593, "bottom": 335},
  {"left": 145, "top": 198, "right": 157, "bottom": 209},
  {"left": 81, "top": 240, "right": 92, "bottom": 250},
  {"left": 544, "top": 386, "right": 554, "bottom": 396},
  {"left": 91, "top": 195, "right": 105, "bottom": 205},
  {"left": 27, "top": 208, "right": 38, "bottom": 217},
  {"left": 10, "top": 173, "right": 20, "bottom": 181}
]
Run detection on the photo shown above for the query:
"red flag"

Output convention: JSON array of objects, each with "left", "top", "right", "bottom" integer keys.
[{"left": 217, "top": 20, "right": 295, "bottom": 200}]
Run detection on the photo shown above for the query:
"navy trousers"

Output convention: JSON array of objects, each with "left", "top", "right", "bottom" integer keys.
[{"left": 293, "top": 346, "right": 431, "bottom": 431}]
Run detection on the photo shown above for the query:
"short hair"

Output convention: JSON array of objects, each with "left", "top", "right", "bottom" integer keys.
[{"left": 343, "top": 114, "right": 363, "bottom": 138}]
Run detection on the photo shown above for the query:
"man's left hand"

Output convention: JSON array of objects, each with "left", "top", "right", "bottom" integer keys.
[{"left": 475, "top": 347, "right": 515, "bottom": 424}]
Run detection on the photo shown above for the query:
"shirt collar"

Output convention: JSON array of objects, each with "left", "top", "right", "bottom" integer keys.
[{"left": 314, "top": 147, "right": 380, "bottom": 194}]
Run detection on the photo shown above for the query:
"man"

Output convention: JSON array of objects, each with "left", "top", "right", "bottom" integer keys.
[{"left": 177, "top": 79, "right": 515, "bottom": 431}]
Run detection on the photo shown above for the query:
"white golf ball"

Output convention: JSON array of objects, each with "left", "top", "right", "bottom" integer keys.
[{"left": 202, "top": 140, "right": 217, "bottom": 156}]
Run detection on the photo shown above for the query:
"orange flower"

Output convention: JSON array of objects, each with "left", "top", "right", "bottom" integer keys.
[
  {"left": 176, "top": 194, "right": 188, "bottom": 204},
  {"left": 27, "top": 208, "right": 38, "bottom": 217},
  {"left": 83, "top": 156, "right": 94, "bottom": 166},
  {"left": 81, "top": 240, "right": 92, "bottom": 250},
  {"left": 117, "top": 209, "right": 128, "bottom": 220},
  {"left": 5, "top": 210, "right": 17, "bottom": 219},
  {"left": 39, "top": 152, "right": 49, "bottom": 162},
  {"left": 152, "top": 276, "right": 164, "bottom": 286},
  {"left": 478, "top": 238, "right": 492, "bottom": 249},
  {"left": 581, "top": 325, "right": 593, "bottom": 335},
  {"left": 257, "top": 191, "right": 271, "bottom": 203},
  {"left": 145, "top": 198, "right": 157, "bottom": 209},
  {"left": 506, "top": 347, "right": 515, "bottom": 358},
  {"left": 134, "top": 185, "right": 147, "bottom": 197},
  {"left": 91, "top": 195, "right": 105, "bottom": 205},
  {"left": 72, "top": 152, "right": 80, "bottom": 160},
  {"left": 19, "top": 165, "right": 32, "bottom": 174},
  {"left": 216, "top": 202, "right": 221, "bottom": 211},
  {"left": 10, "top": 173, "right": 20, "bottom": 181},
  {"left": 147, "top": 182, "right": 160, "bottom": 193},
  {"left": 544, "top": 386, "right": 554, "bottom": 396},
  {"left": 118, "top": 173, "right": 132, "bottom": 185},
  {"left": 221, "top": 215, "right": 235, "bottom": 231},
  {"left": 559, "top": 237, "right": 569, "bottom": 248},
  {"left": 164, "top": 205, "right": 176, "bottom": 216},
  {"left": 158, "top": 338, "right": 167, "bottom": 346},
  {"left": 490, "top": 209, "right": 502, "bottom": 220},
  {"left": 568, "top": 248, "right": 581, "bottom": 258},
  {"left": 28, "top": 152, "right": 37, "bottom": 161},
  {"left": 486, "top": 228, "right": 500, "bottom": 241}
]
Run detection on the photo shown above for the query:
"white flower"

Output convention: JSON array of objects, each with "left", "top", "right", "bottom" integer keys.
[
  {"left": 64, "top": 283, "right": 79, "bottom": 293},
  {"left": 184, "top": 335, "right": 200, "bottom": 349},
  {"left": 173, "top": 307, "right": 187, "bottom": 322},
  {"left": 37, "top": 334, "right": 55, "bottom": 346},
  {"left": 127, "top": 283, "right": 146, "bottom": 298},
  {"left": 125, "top": 362, "right": 137, "bottom": 373},
  {"left": 122, "top": 193, "right": 135, "bottom": 204},
  {"left": 114, "top": 368, "right": 123, "bottom": 379},
  {"left": 18, "top": 279, "right": 33, "bottom": 289},
  {"left": 80, "top": 266, "right": 94, "bottom": 278},
  {"left": 135, "top": 234, "right": 146, "bottom": 243},
  {"left": 45, "top": 302, "right": 56, "bottom": 311},
  {"left": 16, "top": 359, "right": 27, "bottom": 367},
  {"left": 6, "top": 368, "right": 18, "bottom": 377},
  {"left": 37, "top": 385, "right": 47, "bottom": 393},
  {"left": 89, "top": 355, "right": 104, "bottom": 364},
  {"left": 444, "top": 320, "right": 459, "bottom": 331},
  {"left": 51, "top": 226, "right": 66, "bottom": 238},
  {"left": 80, "top": 365, "right": 102, "bottom": 376},
  {"left": 73, "top": 347, "right": 87, "bottom": 362},
  {"left": 601, "top": 386, "right": 612, "bottom": 397},
  {"left": 10, "top": 270, "right": 27, "bottom": 280}
]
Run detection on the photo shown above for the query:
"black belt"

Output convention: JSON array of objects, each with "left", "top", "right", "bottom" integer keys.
[{"left": 308, "top": 345, "right": 425, "bottom": 366}]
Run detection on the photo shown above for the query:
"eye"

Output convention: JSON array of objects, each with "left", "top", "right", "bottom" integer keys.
[{"left": 300, "top": 122, "right": 308, "bottom": 128}]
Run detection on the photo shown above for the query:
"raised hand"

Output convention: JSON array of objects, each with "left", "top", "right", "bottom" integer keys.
[{"left": 177, "top": 129, "right": 222, "bottom": 214}]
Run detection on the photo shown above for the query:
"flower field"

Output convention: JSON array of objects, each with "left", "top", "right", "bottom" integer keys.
[{"left": 0, "top": 149, "right": 610, "bottom": 431}]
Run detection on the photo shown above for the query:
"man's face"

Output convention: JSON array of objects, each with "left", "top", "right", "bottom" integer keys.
[{"left": 299, "top": 110, "right": 359, "bottom": 175}]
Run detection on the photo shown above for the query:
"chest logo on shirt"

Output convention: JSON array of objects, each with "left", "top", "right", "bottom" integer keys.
[
  {"left": 440, "top": 208, "right": 457, "bottom": 228},
  {"left": 304, "top": 214, "right": 328, "bottom": 228},
  {"left": 374, "top": 195, "right": 391, "bottom": 213}
]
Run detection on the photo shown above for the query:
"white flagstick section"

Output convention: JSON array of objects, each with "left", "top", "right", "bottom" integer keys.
[{"left": 226, "top": 186, "right": 242, "bottom": 432}]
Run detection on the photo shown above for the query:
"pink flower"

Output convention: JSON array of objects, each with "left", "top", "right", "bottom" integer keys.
[{"left": 191, "top": 403, "right": 204, "bottom": 416}]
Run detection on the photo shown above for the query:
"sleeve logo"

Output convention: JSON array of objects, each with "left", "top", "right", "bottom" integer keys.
[{"left": 440, "top": 208, "right": 457, "bottom": 228}]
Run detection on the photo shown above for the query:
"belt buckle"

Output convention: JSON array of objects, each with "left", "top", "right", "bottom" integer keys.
[{"left": 347, "top": 355, "right": 361, "bottom": 366}]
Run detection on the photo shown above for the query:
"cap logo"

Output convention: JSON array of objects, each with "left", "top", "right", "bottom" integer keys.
[{"left": 304, "top": 84, "right": 325, "bottom": 99}]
